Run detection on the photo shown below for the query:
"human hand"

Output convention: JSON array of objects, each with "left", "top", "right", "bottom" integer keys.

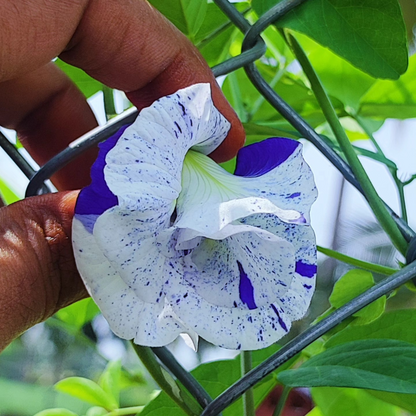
[{"left": 0, "top": 0, "right": 245, "bottom": 351}]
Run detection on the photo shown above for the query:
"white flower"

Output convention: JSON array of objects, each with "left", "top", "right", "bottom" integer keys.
[{"left": 72, "top": 83, "right": 317, "bottom": 350}]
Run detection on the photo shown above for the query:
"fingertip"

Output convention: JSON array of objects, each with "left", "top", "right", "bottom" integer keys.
[{"left": 209, "top": 86, "right": 246, "bottom": 163}]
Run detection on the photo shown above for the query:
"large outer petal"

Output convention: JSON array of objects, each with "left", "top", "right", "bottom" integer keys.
[
  {"left": 73, "top": 84, "right": 230, "bottom": 347},
  {"left": 103, "top": 83, "right": 230, "bottom": 211},
  {"left": 72, "top": 216, "right": 186, "bottom": 346},
  {"left": 168, "top": 215, "right": 316, "bottom": 350}
]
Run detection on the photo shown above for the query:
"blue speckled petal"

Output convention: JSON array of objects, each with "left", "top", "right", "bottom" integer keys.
[
  {"left": 241, "top": 213, "right": 317, "bottom": 321},
  {"left": 72, "top": 216, "right": 186, "bottom": 346},
  {"left": 74, "top": 126, "right": 127, "bottom": 232},
  {"left": 102, "top": 84, "right": 230, "bottom": 211},
  {"left": 234, "top": 138, "right": 317, "bottom": 220},
  {"left": 166, "top": 213, "right": 315, "bottom": 350},
  {"left": 176, "top": 226, "right": 294, "bottom": 310},
  {"left": 234, "top": 138, "right": 300, "bottom": 177}
]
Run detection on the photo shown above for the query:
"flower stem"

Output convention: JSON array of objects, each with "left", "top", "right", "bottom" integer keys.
[
  {"left": 241, "top": 351, "right": 255, "bottom": 416},
  {"left": 132, "top": 344, "right": 202, "bottom": 416},
  {"left": 317, "top": 245, "right": 399, "bottom": 276},
  {"left": 272, "top": 386, "right": 291, "bottom": 416},
  {"left": 285, "top": 32, "right": 408, "bottom": 256}
]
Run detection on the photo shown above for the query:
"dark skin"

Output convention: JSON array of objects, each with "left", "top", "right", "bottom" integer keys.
[{"left": 0, "top": 0, "right": 245, "bottom": 351}]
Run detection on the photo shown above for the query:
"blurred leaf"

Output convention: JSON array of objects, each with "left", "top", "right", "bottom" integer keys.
[
  {"left": 99, "top": 361, "right": 121, "bottom": 408},
  {"left": 0, "top": 177, "right": 21, "bottom": 204},
  {"left": 148, "top": 0, "right": 207, "bottom": 40},
  {"left": 55, "top": 377, "right": 118, "bottom": 410},
  {"left": 252, "top": 0, "right": 408, "bottom": 79},
  {"left": 0, "top": 377, "right": 90, "bottom": 415},
  {"left": 55, "top": 59, "right": 102, "bottom": 98},
  {"left": 195, "top": 2, "right": 249, "bottom": 44},
  {"left": 34, "top": 410, "right": 78, "bottom": 416},
  {"left": 359, "top": 54, "right": 416, "bottom": 120},
  {"left": 312, "top": 387, "right": 400, "bottom": 416},
  {"left": 294, "top": 32, "right": 376, "bottom": 111},
  {"left": 329, "top": 269, "right": 385, "bottom": 325},
  {"left": 369, "top": 390, "right": 416, "bottom": 414},
  {"left": 278, "top": 339, "right": 416, "bottom": 393},
  {"left": 326, "top": 309, "right": 416, "bottom": 348},
  {"left": 306, "top": 408, "right": 325, "bottom": 416},
  {"left": 55, "top": 298, "right": 100, "bottom": 330},
  {"left": 222, "top": 66, "right": 343, "bottom": 128},
  {"left": 86, "top": 407, "right": 108, "bottom": 416}
]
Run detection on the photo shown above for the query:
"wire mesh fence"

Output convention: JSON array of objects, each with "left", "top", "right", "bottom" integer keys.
[{"left": 2, "top": 0, "right": 416, "bottom": 415}]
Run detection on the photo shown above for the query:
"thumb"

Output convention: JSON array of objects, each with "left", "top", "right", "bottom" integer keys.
[{"left": 0, "top": 191, "right": 87, "bottom": 351}]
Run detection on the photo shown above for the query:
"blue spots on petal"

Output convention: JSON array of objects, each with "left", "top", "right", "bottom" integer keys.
[
  {"left": 237, "top": 261, "right": 257, "bottom": 310},
  {"left": 75, "top": 125, "right": 129, "bottom": 228},
  {"left": 288, "top": 192, "right": 301, "bottom": 199},
  {"left": 271, "top": 304, "right": 288, "bottom": 332},
  {"left": 295, "top": 260, "right": 317, "bottom": 278},
  {"left": 234, "top": 138, "right": 300, "bottom": 178}
]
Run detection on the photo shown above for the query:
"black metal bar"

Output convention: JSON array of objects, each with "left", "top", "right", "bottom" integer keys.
[
  {"left": 0, "top": 130, "right": 35, "bottom": 179},
  {"left": 212, "top": 39, "right": 266, "bottom": 77},
  {"left": 152, "top": 347, "right": 218, "bottom": 412},
  {"left": 201, "top": 260, "right": 416, "bottom": 416}
]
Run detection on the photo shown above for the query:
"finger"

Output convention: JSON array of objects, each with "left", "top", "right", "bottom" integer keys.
[
  {"left": 62, "top": 0, "right": 245, "bottom": 161},
  {"left": 0, "top": 192, "right": 87, "bottom": 351},
  {"left": 0, "top": 63, "right": 98, "bottom": 190},
  {"left": 1, "top": 0, "right": 244, "bottom": 165}
]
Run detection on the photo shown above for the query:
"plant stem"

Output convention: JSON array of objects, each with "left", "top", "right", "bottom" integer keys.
[
  {"left": 272, "top": 386, "right": 291, "bottom": 416},
  {"left": 317, "top": 245, "right": 399, "bottom": 276},
  {"left": 132, "top": 344, "right": 202, "bottom": 416},
  {"left": 286, "top": 32, "right": 408, "bottom": 256},
  {"left": 355, "top": 116, "right": 408, "bottom": 223},
  {"left": 107, "top": 406, "right": 144, "bottom": 416},
  {"left": 241, "top": 351, "right": 255, "bottom": 416}
]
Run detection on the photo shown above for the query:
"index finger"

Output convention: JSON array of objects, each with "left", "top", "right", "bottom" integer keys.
[{"left": 0, "top": 0, "right": 244, "bottom": 175}]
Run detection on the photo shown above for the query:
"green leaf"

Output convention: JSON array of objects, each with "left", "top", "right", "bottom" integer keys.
[
  {"left": 294, "top": 32, "right": 376, "bottom": 111},
  {"left": 142, "top": 344, "right": 296, "bottom": 416},
  {"left": 312, "top": 387, "right": 400, "bottom": 416},
  {"left": 140, "top": 391, "right": 185, "bottom": 416},
  {"left": 278, "top": 339, "right": 416, "bottom": 393},
  {"left": 252, "top": 0, "right": 408, "bottom": 79},
  {"left": 55, "top": 298, "right": 100, "bottom": 330},
  {"left": 326, "top": 309, "right": 416, "bottom": 348},
  {"left": 306, "top": 408, "right": 324, "bottom": 416},
  {"left": 329, "top": 269, "right": 385, "bottom": 325},
  {"left": 55, "top": 377, "right": 118, "bottom": 410},
  {"left": 99, "top": 361, "right": 121, "bottom": 408},
  {"left": 34, "top": 410, "right": 78, "bottom": 416},
  {"left": 55, "top": 59, "right": 102, "bottom": 98},
  {"left": 368, "top": 390, "right": 416, "bottom": 414},
  {"left": 359, "top": 54, "right": 416, "bottom": 119},
  {"left": 148, "top": 0, "right": 207, "bottom": 40}
]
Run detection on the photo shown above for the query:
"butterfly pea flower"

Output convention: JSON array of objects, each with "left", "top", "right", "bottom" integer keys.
[{"left": 72, "top": 83, "right": 317, "bottom": 351}]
